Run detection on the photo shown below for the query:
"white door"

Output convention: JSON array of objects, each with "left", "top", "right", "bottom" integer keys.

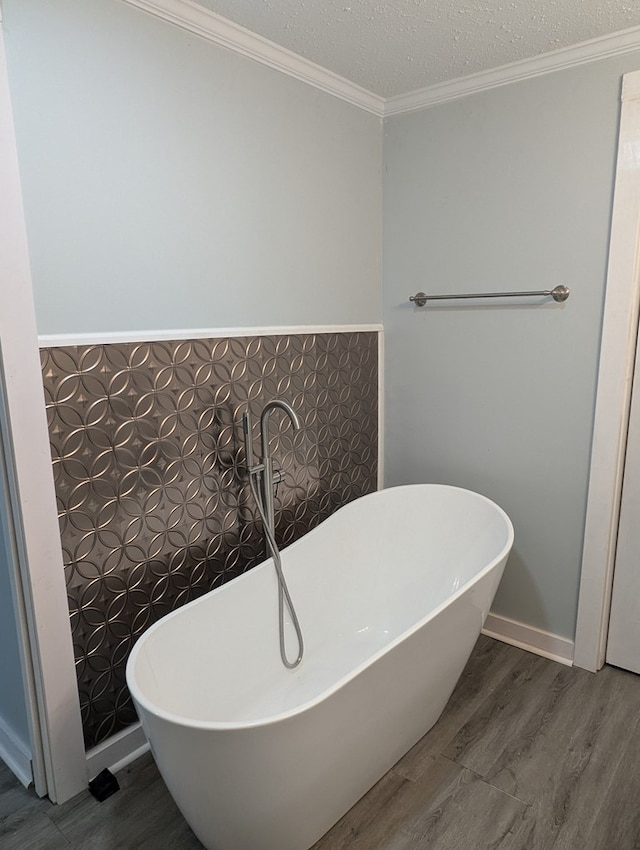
[
  {"left": 607, "top": 326, "right": 640, "bottom": 673},
  {"left": 0, "top": 402, "right": 39, "bottom": 790}
]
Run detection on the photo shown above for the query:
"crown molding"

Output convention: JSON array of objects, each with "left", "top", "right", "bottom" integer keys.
[
  {"left": 120, "top": 0, "right": 384, "bottom": 117},
  {"left": 384, "top": 25, "right": 640, "bottom": 116},
  {"left": 119, "top": 1, "right": 640, "bottom": 118}
]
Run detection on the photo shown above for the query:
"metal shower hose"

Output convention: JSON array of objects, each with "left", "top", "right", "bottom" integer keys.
[{"left": 247, "top": 471, "right": 304, "bottom": 669}]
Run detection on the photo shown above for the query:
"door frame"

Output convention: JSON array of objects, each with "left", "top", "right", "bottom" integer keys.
[
  {"left": 0, "top": 16, "right": 87, "bottom": 801},
  {"left": 574, "top": 69, "right": 640, "bottom": 671}
]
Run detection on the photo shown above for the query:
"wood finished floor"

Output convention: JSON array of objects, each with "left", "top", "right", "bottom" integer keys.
[{"left": 3, "top": 636, "right": 640, "bottom": 849}]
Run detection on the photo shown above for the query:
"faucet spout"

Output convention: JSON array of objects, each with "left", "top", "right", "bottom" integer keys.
[
  {"left": 258, "top": 399, "right": 300, "bottom": 539},
  {"left": 259, "top": 399, "right": 300, "bottom": 462}
]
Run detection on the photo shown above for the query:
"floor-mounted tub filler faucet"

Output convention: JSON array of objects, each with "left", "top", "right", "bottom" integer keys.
[{"left": 242, "top": 400, "right": 304, "bottom": 669}]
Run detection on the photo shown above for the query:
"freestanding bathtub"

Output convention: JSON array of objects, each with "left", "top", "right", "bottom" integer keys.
[{"left": 126, "top": 484, "right": 513, "bottom": 850}]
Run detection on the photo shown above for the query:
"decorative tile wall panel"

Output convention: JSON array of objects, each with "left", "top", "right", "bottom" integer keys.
[{"left": 41, "top": 332, "right": 378, "bottom": 748}]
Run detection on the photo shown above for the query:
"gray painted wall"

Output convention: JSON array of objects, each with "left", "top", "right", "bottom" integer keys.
[
  {"left": 2, "top": 0, "right": 382, "bottom": 335},
  {"left": 383, "top": 52, "right": 640, "bottom": 640}
]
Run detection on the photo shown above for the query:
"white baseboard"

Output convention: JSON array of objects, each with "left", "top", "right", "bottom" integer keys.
[
  {"left": 85, "top": 722, "right": 149, "bottom": 781},
  {"left": 0, "top": 714, "right": 32, "bottom": 788},
  {"left": 482, "top": 612, "right": 575, "bottom": 666}
]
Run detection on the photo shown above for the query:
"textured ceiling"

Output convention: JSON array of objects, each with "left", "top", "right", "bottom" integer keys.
[{"left": 191, "top": 0, "right": 640, "bottom": 98}]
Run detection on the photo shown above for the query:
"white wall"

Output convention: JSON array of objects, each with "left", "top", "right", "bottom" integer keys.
[
  {"left": 2, "top": 0, "right": 382, "bottom": 335},
  {"left": 383, "top": 52, "right": 640, "bottom": 641}
]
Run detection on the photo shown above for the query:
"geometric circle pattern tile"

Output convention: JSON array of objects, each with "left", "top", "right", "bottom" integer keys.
[{"left": 41, "top": 332, "right": 378, "bottom": 748}]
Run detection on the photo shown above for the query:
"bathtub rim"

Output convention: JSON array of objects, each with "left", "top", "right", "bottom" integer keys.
[{"left": 126, "top": 483, "right": 514, "bottom": 732}]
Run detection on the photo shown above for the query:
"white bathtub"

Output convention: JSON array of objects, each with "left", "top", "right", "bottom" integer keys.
[{"left": 126, "top": 484, "right": 513, "bottom": 850}]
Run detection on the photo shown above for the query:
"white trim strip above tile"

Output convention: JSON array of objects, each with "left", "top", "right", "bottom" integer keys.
[
  {"left": 120, "top": 0, "right": 385, "bottom": 117},
  {"left": 38, "top": 324, "right": 384, "bottom": 348}
]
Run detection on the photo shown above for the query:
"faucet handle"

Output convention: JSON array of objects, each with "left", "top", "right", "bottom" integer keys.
[{"left": 242, "top": 410, "right": 255, "bottom": 469}]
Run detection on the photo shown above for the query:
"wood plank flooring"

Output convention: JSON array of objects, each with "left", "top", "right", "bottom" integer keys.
[{"left": 3, "top": 636, "right": 640, "bottom": 849}]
